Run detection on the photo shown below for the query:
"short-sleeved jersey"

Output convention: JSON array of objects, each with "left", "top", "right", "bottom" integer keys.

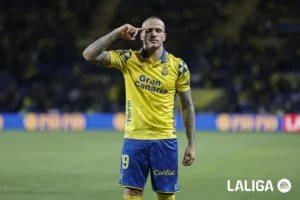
[{"left": 108, "top": 48, "right": 190, "bottom": 140}]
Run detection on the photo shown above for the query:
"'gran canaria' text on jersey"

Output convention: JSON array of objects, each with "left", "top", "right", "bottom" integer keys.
[{"left": 135, "top": 75, "right": 168, "bottom": 94}]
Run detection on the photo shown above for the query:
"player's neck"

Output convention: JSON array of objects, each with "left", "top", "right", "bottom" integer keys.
[{"left": 144, "top": 46, "right": 163, "bottom": 64}]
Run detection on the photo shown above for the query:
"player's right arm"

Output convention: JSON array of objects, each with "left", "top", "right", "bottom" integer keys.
[{"left": 82, "top": 24, "right": 144, "bottom": 67}]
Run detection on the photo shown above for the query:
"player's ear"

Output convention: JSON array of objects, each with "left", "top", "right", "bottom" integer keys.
[{"left": 163, "top": 33, "right": 166, "bottom": 41}]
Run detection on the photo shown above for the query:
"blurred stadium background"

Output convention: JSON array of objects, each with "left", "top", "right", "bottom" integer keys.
[{"left": 0, "top": 0, "right": 300, "bottom": 199}]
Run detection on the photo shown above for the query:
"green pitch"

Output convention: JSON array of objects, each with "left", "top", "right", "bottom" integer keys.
[{"left": 0, "top": 131, "right": 299, "bottom": 200}]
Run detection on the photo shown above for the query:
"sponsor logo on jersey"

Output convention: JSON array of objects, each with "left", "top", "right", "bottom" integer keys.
[{"left": 135, "top": 75, "right": 168, "bottom": 94}]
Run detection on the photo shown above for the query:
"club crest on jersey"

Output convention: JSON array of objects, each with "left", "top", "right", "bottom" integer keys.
[{"left": 161, "top": 66, "right": 168, "bottom": 76}]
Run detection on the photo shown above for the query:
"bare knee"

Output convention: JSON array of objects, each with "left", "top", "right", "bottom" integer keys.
[{"left": 124, "top": 187, "right": 143, "bottom": 196}]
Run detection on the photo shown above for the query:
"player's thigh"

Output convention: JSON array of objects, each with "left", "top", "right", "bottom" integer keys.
[
  {"left": 119, "top": 139, "right": 150, "bottom": 190},
  {"left": 149, "top": 139, "right": 179, "bottom": 193}
]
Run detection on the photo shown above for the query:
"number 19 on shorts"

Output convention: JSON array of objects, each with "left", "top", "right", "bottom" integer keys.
[{"left": 122, "top": 154, "right": 129, "bottom": 169}]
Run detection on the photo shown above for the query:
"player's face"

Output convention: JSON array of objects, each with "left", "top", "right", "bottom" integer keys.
[{"left": 140, "top": 19, "right": 166, "bottom": 50}]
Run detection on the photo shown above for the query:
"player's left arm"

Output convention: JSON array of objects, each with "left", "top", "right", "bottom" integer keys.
[
  {"left": 178, "top": 90, "right": 196, "bottom": 166},
  {"left": 176, "top": 59, "right": 196, "bottom": 166}
]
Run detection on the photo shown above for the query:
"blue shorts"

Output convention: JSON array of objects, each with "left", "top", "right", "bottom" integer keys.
[{"left": 119, "top": 138, "right": 180, "bottom": 193}]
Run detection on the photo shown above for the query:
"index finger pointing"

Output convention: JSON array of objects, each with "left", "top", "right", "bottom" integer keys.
[{"left": 136, "top": 28, "right": 145, "bottom": 31}]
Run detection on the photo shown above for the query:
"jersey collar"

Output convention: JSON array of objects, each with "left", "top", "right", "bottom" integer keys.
[{"left": 140, "top": 47, "right": 167, "bottom": 63}]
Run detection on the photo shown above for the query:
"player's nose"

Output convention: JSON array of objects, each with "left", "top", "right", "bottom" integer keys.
[{"left": 151, "top": 30, "right": 158, "bottom": 36}]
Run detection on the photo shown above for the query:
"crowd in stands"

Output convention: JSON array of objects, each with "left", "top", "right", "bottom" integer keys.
[
  {"left": 228, "top": 0, "right": 300, "bottom": 114},
  {"left": 0, "top": 0, "right": 99, "bottom": 113},
  {"left": 0, "top": 0, "right": 299, "bottom": 114}
]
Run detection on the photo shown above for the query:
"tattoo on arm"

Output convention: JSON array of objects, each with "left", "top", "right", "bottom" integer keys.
[
  {"left": 83, "top": 30, "right": 119, "bottom": 66},
  {"left": 178, "top": 90, "right": 195, "bottom": 145}
]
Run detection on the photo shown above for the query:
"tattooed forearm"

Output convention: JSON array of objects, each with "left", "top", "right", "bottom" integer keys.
[
  {"left": 179, "top": 91, "right": 196, "bottom": 145},
  {"left": 182, "top": 103, "right": 196, "bottom": 144},
  {"left": 83, "top": 30, "right": 119, "bottom": 65}
]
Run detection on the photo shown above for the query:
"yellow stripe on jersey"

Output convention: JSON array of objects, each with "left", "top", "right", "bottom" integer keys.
[{"left": 108, "top": 48, "right": 190, "bottom": 140}]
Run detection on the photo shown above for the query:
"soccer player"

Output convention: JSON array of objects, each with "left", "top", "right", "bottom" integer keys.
[{"left": 83, "top": 16, "right": 196, "bottom": 200}]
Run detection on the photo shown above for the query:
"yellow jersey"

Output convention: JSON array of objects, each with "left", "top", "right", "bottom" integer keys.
[{"left": 108, "top": 48, "right": 190, "bottom": 140}]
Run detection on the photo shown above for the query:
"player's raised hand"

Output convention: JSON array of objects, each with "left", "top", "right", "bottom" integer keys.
[
  {"left": 114, "top": 24, "right": 145, "bottom": 40},
  {"left": 182, "top": 143, "right": 196, "bottom": 166}
]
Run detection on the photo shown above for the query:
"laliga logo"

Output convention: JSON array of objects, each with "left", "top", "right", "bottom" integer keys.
[{"left": 227, "top": 179, "right": 291, "bottom": 193}]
